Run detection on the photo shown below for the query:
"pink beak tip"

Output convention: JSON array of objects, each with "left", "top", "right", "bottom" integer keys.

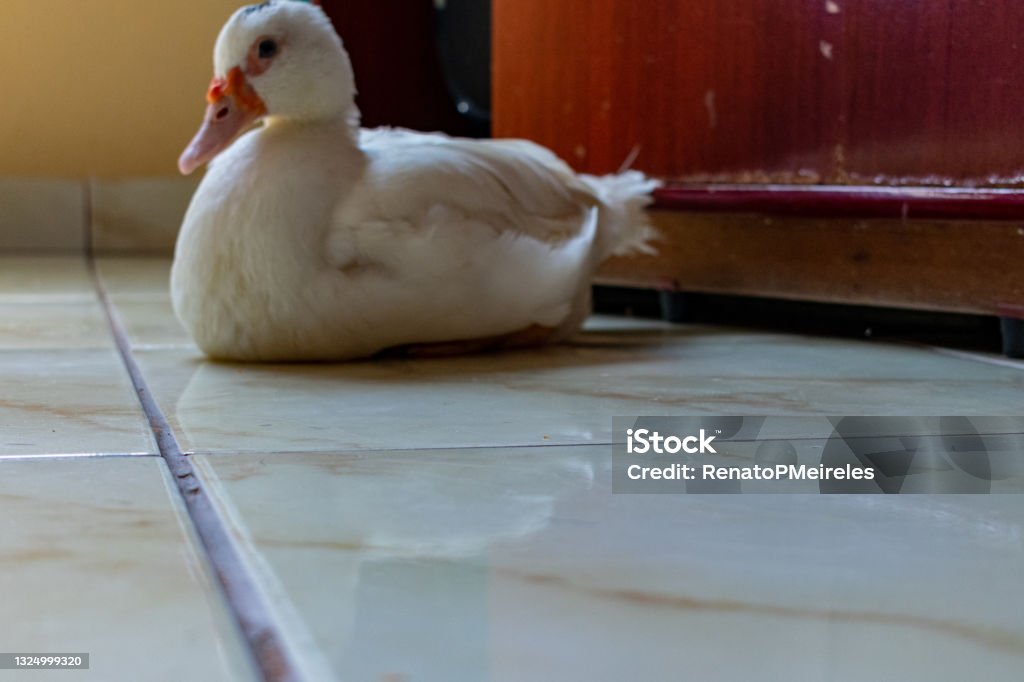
[{"left": 178, "top": 148, "right": 200, "bottom": 176}]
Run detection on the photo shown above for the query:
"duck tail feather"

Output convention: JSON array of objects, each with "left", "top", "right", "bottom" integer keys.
[{"left": 579, "top": 171, "right": 661, "bottom": 260}]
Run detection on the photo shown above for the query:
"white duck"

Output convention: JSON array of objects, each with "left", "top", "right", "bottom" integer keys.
[{"left": 173, "top": 0, "right": 658, "bottom": 361}]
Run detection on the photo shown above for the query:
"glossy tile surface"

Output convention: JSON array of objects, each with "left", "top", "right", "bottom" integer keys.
[
  {"left": 0, "top": 256, "right": 94, "bottom": 300},
  {"left": 0, "top": 257, "right": 154, "bottom": 455},
  {"left": 96, "top": 256, "right": 173, "bottom": 297},
  {"left": 0, "top": 301, "right": 113, "bottom": 350},
  {"left": 127, "top": 325, "right": 1024, "bottom": 454},
  {"left": 0, "top": 349, "right": 155, "bottom": 456},
  {"left": 0, "top": 456, "right": 256, "bottom": 681},
  {"left": 12, "top": 255, "right": 1024, "bottom": 681},
  {"left": 95, "top": 258, "right": 191, "bottom": 349},
  {"left": 98, "top": 261, "right": 1024, "bottom": 456},
  {"left": 0, "top": 256, "right": 110, "bottom": 349},
  {"left": 112, "top": 298, "right": 193, "bottom": 349},
  {"left": 196, "top": 448, "right": 1024, "bottom": 681}
]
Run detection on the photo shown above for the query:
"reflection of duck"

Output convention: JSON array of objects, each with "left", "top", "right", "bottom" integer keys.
[
  {"left": 199, "top": 446, "right": 596, "bottom": 680},
  {"left": 172, "top": 1, "right": 658, "bottom": 361}
]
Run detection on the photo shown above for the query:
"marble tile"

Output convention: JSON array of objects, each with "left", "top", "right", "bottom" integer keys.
[
  {"left": 109, "top": 298, "right": 193, "bottom": 350},
  {"left": 0, "top": 456, "right": 256, "bottom": 681},
  {"left": 195, "top": 448, "right": 1024, "bottom": 681},
  {"left": 0, "top": 301, "right": 113, "bottom": 350},
  {"left": 928, "top": 345, "right": 1024, "bottom": 372},
  {"left": 0, "top": 349, "right": 154, "bottom": 456},
  {"left": 133, "top": 328, "right": 1024, "bottom": 454},
  {"left": 0, "top": 255, "right": 152, "bottom": 453},
  {"left": 90, "top": 178, "right": 198, "bottom": 254},
  {"left": 0, "top": 178, "right": 86, "bottom": 252},
  {"left": 0, "top": 255, "right": 94, "bottom": 301},
  {"left": 95, "top": 257, "right": 173, "bottom": 299},
  {"left": 94, "top": 258, "right": 191, "bottom": 349}
]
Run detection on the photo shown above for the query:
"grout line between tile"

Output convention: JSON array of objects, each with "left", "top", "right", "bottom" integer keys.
[
  {"left": 0, "top": 453, "right": 158, "bottom": 462},
  {"left": 190, "top": 441, "right": 620, "bottom": 457},
  {"left": 87, "top": 257, "right": 302, "bottom": 682},
  {"left": 185, "top": 428, "right": 1024, "bottom": 459}
]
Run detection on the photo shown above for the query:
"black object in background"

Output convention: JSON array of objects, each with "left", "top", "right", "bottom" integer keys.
[
  {"left": 434, "top": 0, "right": 492, "bottom": 135},
  {"left": 594, "top": 287, "right": 1004, "bottom": 354},
  {"left": 320, "top": 0, "right": 490, "bottom": 137}
]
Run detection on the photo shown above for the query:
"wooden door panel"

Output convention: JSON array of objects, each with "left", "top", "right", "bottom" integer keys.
[{"left": 493, "top": 0, "right": 1024, "bottom": 186}]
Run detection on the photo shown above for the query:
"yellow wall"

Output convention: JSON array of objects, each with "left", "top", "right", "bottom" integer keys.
[{"left": 0, "top": 1, "right": 242, "bottom": 177}]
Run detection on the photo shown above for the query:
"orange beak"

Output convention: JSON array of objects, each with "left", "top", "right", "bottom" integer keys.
[{"left": 178, "top": 67, "right": 267, "bottom": 175}]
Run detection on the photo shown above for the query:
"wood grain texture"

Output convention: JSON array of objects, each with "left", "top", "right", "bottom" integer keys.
[
  {"left": 597, "top": 212, "right": 1024, "bottom": 315},
  {"left": 493, "top": 0, "right": 1024, "bottom": 186}
]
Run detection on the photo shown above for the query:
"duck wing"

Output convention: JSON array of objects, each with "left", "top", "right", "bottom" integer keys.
[{"left": 333, "top": 128, "right": 599, "bottom": 248}]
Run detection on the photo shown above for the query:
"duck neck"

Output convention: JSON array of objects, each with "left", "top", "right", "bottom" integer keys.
[
  {"left": 262, "top": 107, "right": 360, "bottom": 142},
  {"left": 243, "top": 114, "right": 365, "bottom": 249}
]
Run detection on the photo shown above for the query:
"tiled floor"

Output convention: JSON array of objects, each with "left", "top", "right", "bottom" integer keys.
[{"left": 2, "top": 255, "right": 1023, "bottom": 681}]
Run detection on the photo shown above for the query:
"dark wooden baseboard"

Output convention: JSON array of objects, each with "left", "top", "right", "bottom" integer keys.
[{"left": 598, "top": 190, "right": 1024, "bottom": 317}]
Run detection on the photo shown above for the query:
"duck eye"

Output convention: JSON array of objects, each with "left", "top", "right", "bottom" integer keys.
[{"left": 258, "top": 39, "right": 278, "bottom": 59}]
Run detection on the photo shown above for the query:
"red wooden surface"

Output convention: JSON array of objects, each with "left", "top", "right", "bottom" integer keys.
[
  {"left": 493, "top": 0, "right": 1024, "bottom": 186},
  {"left": 319, "top": 0, "right": 475, "bottom": 135}
]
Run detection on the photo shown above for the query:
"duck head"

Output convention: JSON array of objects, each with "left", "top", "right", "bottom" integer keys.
[{"left": 178, "top": 0, "right": 357, "bottom": 175}]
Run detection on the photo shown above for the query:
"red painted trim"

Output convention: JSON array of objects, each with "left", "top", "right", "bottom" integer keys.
[
  {"left": 997, "top": 304, "right": 1024, "bottom": 320},
  {"left": 653, "top": 184, "right": 1024, "bottom": 222}
]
